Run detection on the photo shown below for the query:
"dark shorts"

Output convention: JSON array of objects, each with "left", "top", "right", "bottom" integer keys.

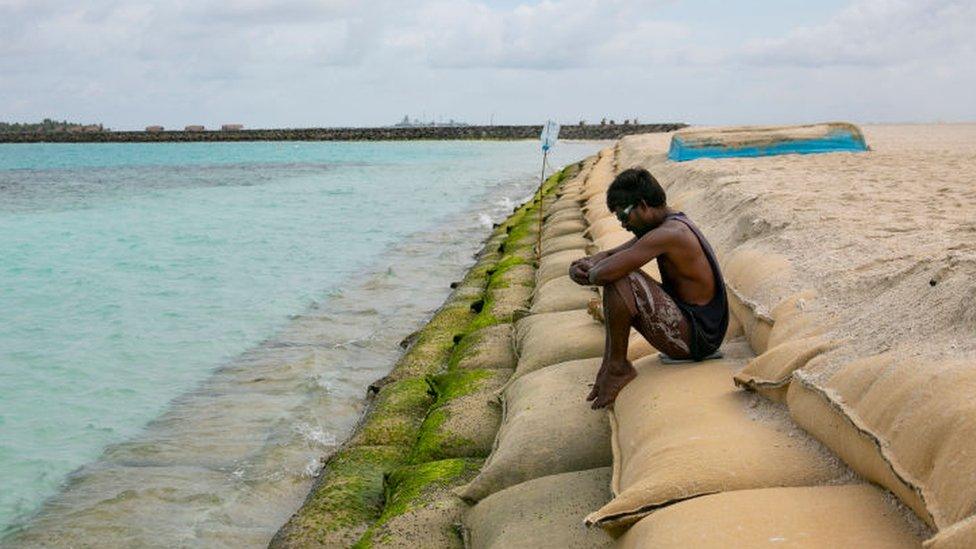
[
  {"left": 618, "top": 270, "right": 692, "bottom": 358},
  {"left": 620, "top": 270, "right": 727, "bottom": 360}
]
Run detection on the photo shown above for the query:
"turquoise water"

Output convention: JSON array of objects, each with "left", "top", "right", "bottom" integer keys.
[{"left": 0, "top": 140, "right": 604, "bottom": 545}]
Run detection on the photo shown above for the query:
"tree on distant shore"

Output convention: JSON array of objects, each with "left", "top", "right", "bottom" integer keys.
[{"left": 0, "top": 119, "right": 105, "bottom": 133}]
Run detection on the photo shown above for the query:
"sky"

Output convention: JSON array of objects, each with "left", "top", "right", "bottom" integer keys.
[{"left": 1, "top": 0, "right": 974, "bottom": 130}]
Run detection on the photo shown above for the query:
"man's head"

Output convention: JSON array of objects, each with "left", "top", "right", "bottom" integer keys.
[{"left": 606, "top": 167, "right": 668, "bottom": 236}]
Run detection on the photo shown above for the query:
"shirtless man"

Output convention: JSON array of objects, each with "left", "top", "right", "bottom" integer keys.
[{"left": 568, "top": 168, "right": 729, "bottom": 409}]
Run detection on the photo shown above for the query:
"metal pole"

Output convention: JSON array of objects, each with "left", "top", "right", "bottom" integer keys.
[{"left": 535, "top": 148, "right": 549, "bottom": 259}]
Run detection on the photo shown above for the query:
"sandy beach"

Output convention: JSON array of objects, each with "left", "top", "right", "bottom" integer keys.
[{"left": 619, "top": 124, "right": 976, "bottom": 373}]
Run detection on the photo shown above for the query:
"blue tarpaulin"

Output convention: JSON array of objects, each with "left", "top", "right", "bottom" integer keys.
[{"left": 668, "top": 123, "right": 868, "bottom": 162}]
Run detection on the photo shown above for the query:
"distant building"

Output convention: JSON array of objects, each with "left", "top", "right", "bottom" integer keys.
[
  {"left": 185, "top": 125, "right": 205, "bottom": 132},
  {"left": 81, "top": 124, "right": 102, "bottom": 133},
  {"left": 393, "top": 115, "right": 469, "bottom": 128},
  {"left": 145, "top": 125, "right": 164, "bottom": 132},
  {"left": 221, "top": 124, "right": 243, "bottom": 131}
]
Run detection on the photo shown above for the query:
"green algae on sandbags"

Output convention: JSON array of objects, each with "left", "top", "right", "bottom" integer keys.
[
  {"left": 347, "top": 378, "right": 433, "bottom": 448},
  {"left": 384, "top": 303, "right": 476, "bottom": 383},
  {"left": 353, "top": 458, "right": 483, "bottom": 548},
  {"left": 464, "top": 259, "right": 532, "bottom": 334},
  {"left": 448, "top": 324, "right": 515, "bottom": 372},
  {"left": 411, "top": 369, "right": 510, "bottom": 463},
  {"left": 271, "top": 445, "right": 408, "bottom": 548}
]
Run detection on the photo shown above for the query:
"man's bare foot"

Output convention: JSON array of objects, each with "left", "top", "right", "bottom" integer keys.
[
  {"left": 586, "top": 365, "right": 608, "bottom": 402},
  {"left": 590, "top": 360, "right": 637, "bottom": 409},
  {"left": 587, "top": 297, "right": 604, "bottom": 324}
]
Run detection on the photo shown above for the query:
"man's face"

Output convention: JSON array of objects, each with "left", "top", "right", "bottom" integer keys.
[{"left": 615, "top": 201, "right": 660, "bottom": 237}]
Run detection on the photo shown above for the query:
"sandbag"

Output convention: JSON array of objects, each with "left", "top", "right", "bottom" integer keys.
[
  {"left": 766, "top": 290, "right": 829, "bottom": 349},
  {"left": 540, "top": 233, "right": 589, "bottom": 258},
  {"left": 925, "top": 513, "right": 976, "bottom": 548},
  {"left": 530, "top": 275, "right": 599, "bottom": 314},
  {"left": 491, "top": 263, "right": 534, "bottom": 289},
  {"left": 540, "top": 218, "right": 586, "bottom": 242},
  {"left": 458, "top": 359, "right": 610, "bottom": 502},
  {"left": 360, "top": 458, "right": 481, "bottom": 548},
  {"left": 513, "top": 309, "right": 604, "bottom": 379},
  {"left": 585, "top": 354, "right": 847, "bottom": 529},
  {"left": 536, "top": 249, "right": 585, "bottom": 288},
  {"left": 451, "top": 324, "right": 515, "bottom": 371},
  {"left": 583, "top": 198, "right": 610, "bottom": 225},
  {"left": 728, "top": 291, "right": 772, "bottom": 354},
  {"left": 270, "top": 445, "right": 407, "bottom": 548},
  {"left": 732, "top": 289, "right": 834, "bottom": 401},
  {"left": 545, "top": 197, "right": 581, "bottom": 216},
  {"left": 579, "top": 154, "right": 614, "bottom": 201},
  {"left": 544, "top": 207, "right": 585, "bottom": 225},
  {"left": 789, "top": 353, "right": 976, "bottom": 529},
  {"left": 593, "top": 230, "right": 632, "bottom": 253},
  {"left": 462, "top": 468, "right": 614, "bottom": 549},
  {"left": 585, "top": 215, "right": 623, "bottom": 240},
  {"left": 616, "top": 485, "right": 921, "bottom": 548},
  {"left": 733, "top": 335, "right": 840, "bottom": 403},
  {"left": 723, "top": 246, "right": 794, "bottom": 354},
  {"left": 412, "top": 369, "right": 510, "bottom": 462},
  {"left": 485, "top": 285, "right": 532, "bottom": 322}
]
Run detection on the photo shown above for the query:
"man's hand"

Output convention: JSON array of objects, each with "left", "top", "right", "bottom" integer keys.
[{"left": 569, "top": 257, "right": 593, "bottom": 285}]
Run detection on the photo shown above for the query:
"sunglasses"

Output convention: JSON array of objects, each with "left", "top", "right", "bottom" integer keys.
[{"left": 615, "top": 204, "right": 635, "bottom": 223}]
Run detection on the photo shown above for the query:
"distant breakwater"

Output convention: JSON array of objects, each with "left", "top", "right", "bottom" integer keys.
[{"left": 0, "top": 124, "right": 685, "bottom": 143}]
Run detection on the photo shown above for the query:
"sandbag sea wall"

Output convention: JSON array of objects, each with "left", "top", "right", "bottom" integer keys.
[{"left": 270, "top": 160, "right": 587, "bottom": 548}]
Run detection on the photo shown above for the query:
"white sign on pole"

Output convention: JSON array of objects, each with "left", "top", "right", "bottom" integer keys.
[{"left": 540, "top": 120, "right": 560, "bottom": 151}]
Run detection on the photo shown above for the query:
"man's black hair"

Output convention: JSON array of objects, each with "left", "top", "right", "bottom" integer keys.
[{"left": 606, "top": 167, "right": 667, "bottom": 212}]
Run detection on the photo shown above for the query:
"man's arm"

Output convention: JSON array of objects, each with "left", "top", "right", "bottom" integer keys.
[
  {"left": 585, "top": 236, "right": 637, "bottom": 265},
  {"left": 587, "top": 230, "right": 671, "bottom": 285},
  {"left": 568, "top": 236, "right": 637, "bottom": 285}
]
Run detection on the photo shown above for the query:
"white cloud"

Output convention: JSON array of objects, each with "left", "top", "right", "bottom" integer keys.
[
  {"left": 737, "top": 0, "right": 976, "bottom": 68},
  {"left": 403, "top": 0, "right": 687, "bottom": 69},
  {"left": 0, "top": 0, "right": 973, "bottom": 128}
]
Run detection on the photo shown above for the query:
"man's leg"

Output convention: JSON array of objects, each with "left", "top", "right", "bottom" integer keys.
[{"left": 589, "top": 273, "right": 693, "bottom": 409}]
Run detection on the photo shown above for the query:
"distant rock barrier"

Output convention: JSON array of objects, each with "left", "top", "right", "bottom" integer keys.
[{"left": 0, "top": 124, "right": 685, "bottom": 143}]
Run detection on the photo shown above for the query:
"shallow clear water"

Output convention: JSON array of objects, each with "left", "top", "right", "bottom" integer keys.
[{"left": 0, "top": 140, "right": 605, "bottom": 546}]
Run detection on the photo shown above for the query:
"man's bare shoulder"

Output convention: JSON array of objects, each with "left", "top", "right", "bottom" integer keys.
[
  {"left": 638, "top": 218, "right": 696, "bottom": 253},
  {"left": 639, "top": 218, "right": 689, "bottom": 242}
]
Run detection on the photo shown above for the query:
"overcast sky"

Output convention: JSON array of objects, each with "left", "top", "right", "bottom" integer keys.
[{"left": 2, "top": 0, "right": 974, "bottom": 129}]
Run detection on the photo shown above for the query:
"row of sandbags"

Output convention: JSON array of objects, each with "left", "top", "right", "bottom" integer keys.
[
  {"left": 719, "top": 230, "right": 975, "bottom": 547},
  {"left": 457, "top": 145, "right": 929, "bottom": 548},
  {"left": 669, "top": 140, "right": 975, "bottom": 547},
  {"left": 271, "top": 165, "right": 583, "bottom": 547}
]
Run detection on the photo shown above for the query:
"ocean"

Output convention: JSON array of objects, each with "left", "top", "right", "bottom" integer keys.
[{"left": 0, "top": 140, "right": 605, "bottom": 546}]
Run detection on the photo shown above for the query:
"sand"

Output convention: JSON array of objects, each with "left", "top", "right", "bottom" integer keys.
[{"left": 616, "top": 123, "right": 976, "bottom": 380}]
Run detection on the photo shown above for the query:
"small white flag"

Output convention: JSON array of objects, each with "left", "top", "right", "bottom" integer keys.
[{"left": 540, "top": 120, "right": 560, "bottom": 152}]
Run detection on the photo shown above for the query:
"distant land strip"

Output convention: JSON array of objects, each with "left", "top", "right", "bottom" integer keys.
[{"left": 0, "top": 124, "right": 686, "bottom": 143}]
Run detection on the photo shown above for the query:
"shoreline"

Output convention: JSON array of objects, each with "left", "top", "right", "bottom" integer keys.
[{"left": 0, "top": 124, "right": 684, "bottom": 144}]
